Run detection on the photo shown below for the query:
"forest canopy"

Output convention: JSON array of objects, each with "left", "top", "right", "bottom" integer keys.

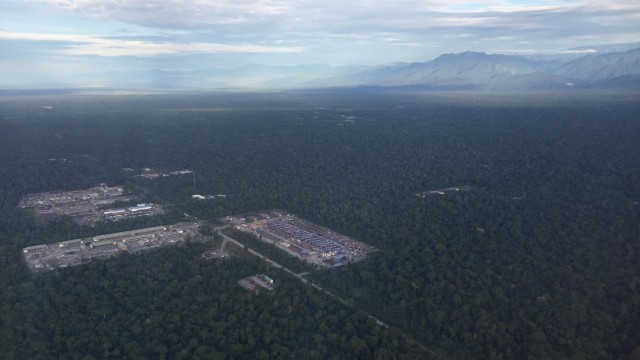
[{"left": 0, "top": 91, "right": 638, "bottom": 359}]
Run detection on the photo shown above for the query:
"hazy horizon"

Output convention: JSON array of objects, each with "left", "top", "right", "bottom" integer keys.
[{"left": 1, "top": 0, "right": 639, "bottom": 89}]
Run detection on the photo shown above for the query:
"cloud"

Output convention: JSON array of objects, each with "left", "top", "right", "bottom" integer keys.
[
  {"left": 39, "top": 0, "right": 297, "bottom": 28},
  {"left": 491, "top": 48, "right": 599, "bottom": 55},
  {"left": 3, "top": 0, "right": 639, "bottom": 88},
  {"left": 0, "top": 30, "right": 303, "bottom": 56},
  {"left": 35, "top": 0, "right": 640, "bottom": 28},
  {"left": 557, "top": 48, "right": 598, "bottom": 54},
  {"left": 6, "top": 0, "right": 640, "bottom": 67},
  {"left": 24, "top": 0, "right": 640, "bottom": 54}
]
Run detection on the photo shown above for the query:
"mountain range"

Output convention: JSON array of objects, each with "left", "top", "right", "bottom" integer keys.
[
  {"left": 308, "top": 46, "right": 640, "bottom": 91},
  {"left": 81, "top": 45, "right": 640, "bottom": 91}
]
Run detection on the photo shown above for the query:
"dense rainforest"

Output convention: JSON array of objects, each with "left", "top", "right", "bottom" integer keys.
[{"left": 0, "top": 91, "right": 638, "bottom": 359}]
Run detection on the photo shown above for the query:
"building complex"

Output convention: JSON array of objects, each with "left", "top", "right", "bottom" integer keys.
[{"left": 22, "top": 223, "right": 201, "bottom": 272}]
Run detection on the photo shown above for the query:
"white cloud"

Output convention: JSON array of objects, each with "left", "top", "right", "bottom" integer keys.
[
  {"left": 26, "top": 0, "right": 640, "bottom": 46},
  {"left": 0, "top": 30, "right": 303, "bottom": 56},
  {"left": 39, "top": 0, "right": 297, "bottom": 27},
  {"left": 557, "top": 48, "right": 598, "bottom": 54}
]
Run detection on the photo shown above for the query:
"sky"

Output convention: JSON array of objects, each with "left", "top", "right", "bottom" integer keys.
[{"left": 1, "top": 0, "right": 639, "bottom": 88}]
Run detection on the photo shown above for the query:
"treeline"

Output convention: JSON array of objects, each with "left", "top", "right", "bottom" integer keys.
[{"left": 3, "top": 243, "right": 424, "bottom": 359}]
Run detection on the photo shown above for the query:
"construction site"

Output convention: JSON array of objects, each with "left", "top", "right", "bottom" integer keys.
[
  {"left": 19, "top": 184, "right": 163, "bottom": 226},
  {"left": 225, "top": 210, "right": 377, "bottom": 268},
  {"left": 22, "top": 222, "right": 201, "bottom": 272}
]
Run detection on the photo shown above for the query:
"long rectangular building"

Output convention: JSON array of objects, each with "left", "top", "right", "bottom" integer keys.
[
  {"left": 23, "top": 244, "right": 48, "bottom": 253},
  {"left": 58, "top": 239, "right": 83, "bottom": 247},
  {"left": 89, "top": 239, "right": 116, "bottom": 249},
  {"left": 93, "top": 226, "right": 166, "bottom": 241}
]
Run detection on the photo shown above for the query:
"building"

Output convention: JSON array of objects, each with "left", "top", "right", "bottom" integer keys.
[
  {"left": 23, "top": 244, "right": 47, "bottom": 253},
  {"left": 129, "top": 204, "right": 153, "bottom": 212},
  {"left": 89, "top": 239, "right": 116, "bottom": 249},
  {"left": 103, "top": 208, "right": 126, "bottom": 215},
  {"left": 92, "top": 226, "right": 165, "bottom": 242},
  {"left": 58, "top": 239, "right": 83, "bottom": 247}
]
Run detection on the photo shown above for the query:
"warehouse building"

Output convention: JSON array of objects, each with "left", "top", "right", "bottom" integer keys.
[{"left": 92, "top": 226, "right": 166, "bottom": 242}]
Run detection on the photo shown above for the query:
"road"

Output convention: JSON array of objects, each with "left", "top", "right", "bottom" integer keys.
[
  {"left": 218, "top": 231, "right": 381, "bottom": 311},
  {"left": 218, "top": 230, "right": 445, "bottom": 358},
  {"left": 219, "top": 231, "right": 292, "bottom": 272}
]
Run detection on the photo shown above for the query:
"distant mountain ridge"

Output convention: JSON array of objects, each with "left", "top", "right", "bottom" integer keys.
[
  {"left": 339, "top": 47, "right": 640, "bottom": 91},
  {"left": 360, "top": 51, "right": 556, "bottom": 86},
  {"left": 76, "top": 45, "right": 640, "bottom": 91},
  {"left": 552, "top": 48, "right": 640, "bottom": 81}
]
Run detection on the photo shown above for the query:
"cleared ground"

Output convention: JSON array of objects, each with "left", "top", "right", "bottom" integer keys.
[
  {"left": 19, "top": 184, "right": 163, "bottom": 226},
  {"left": 225, "top": 210, "right": 377, "bottom": 268},
  {"left": 22, "top": 222, "right": 201, "bottom": 271}
]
